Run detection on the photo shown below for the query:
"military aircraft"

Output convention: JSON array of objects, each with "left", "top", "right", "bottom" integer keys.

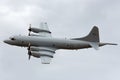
[{"left": 4, "top": 22, "right": 117, "bottom": 64}]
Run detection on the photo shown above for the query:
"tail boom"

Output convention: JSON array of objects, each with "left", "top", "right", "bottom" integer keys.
[{"left": 72, "top": 26, "right": 117, "bottom": 50}]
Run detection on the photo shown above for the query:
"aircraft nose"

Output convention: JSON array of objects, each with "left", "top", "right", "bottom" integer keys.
[{"left": 3, "top": 40, "right": 11, "bottom": 44}]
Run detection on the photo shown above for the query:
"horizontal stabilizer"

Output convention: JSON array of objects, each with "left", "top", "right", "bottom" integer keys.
[
  {"left": 104, "top": 43, "right": 118, "bottom": 45},
  {"left": 100, "top": 43, "right": 118, "bottom": 46},
  {"left": 89, "top": 42, "right": 99, "bottom": 50}
]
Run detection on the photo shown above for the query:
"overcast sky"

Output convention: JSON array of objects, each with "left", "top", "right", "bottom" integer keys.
[{"left": 0, "top": 0, "right": 120, "bottom": 80}]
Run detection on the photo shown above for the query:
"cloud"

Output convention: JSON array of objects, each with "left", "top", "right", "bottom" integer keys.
[{"left": 0, "top": 0, "right": 120, "bottom": 80}]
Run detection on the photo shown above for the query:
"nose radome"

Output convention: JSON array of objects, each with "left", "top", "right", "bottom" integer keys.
[
  {"left": 4, "top": 40, "right": 7, "bottom": 43},
  {"left": 3, "top": 40, "right": 10, "bottom": 44}
]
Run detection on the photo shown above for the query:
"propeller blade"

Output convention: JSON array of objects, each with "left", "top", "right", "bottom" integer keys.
[
  {"left": 28, "top": 43, "right": 31, "bottom": 50},
  {"left": 28, "top": 32, "right": 30, "bottom": 36},
  {"left": 28, "top": 50, "right": 31, "bottom": 60},
  {"left": 29, "top": 55, "right": 31, "bottom": 60},
  {"left": 28, "top": 24, "right": 31, "bottom": 31},
  {"left": 28, "top": 43, "right": 31, "bottom": 60},
  {"left": 28, "top": 24, "right": 31, "bottom": 36}
]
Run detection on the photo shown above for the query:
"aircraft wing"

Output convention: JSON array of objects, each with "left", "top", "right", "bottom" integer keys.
[
  {"left": 30, "top": 22, "right": 52, "bottom": 37},
  {"left": 40, "top": 47, "right": 56, "bottom": 64},
  {"left": 28, "top": 22, "right": 56, "bottom": 64},
  {"left": 30, "top": 47, "right": 57, "bottom": 64},
  {"left": 40, "top": 56, "right": 52, "bottom": 64}
]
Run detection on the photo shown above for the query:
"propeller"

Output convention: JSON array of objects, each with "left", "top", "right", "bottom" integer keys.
[
  {"left": 28, "top": 43, "right": 31, "bottom": 60},
  {"left": 27, "top": 24, "right": 32, "bottom": 60},
  {"left": 28, "top": 24, "right": 31, "bottom": 36}
]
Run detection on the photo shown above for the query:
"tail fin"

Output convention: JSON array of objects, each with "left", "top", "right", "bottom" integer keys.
[
  {"left": 72, "top": 26, "right": 100, "bottom": 50},
  {"left": 72, "top": 26, "right": 100, "bottom": 42}
]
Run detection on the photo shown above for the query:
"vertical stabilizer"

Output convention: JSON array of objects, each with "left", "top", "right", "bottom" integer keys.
[
  {"left": 72, "top": 26, "right": 100, "bottom": 50},
  {"left": 72, "top": 26, "right": 100, "bottom": 42},
  {"left": 80, "top": 26, "right": 99, "bottom": 42}
]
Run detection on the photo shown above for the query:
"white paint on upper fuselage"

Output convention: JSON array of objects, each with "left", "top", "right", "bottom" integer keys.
[{"left": 10, "top": 35, "right": 91, "bottom": 49}]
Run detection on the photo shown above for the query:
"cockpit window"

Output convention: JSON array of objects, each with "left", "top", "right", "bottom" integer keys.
[
  {"left": 10, "top": 37, "right": 16, "bottom": 40},
  {"left": 11, "top": 38, "right": 15, "bottom": 40}
]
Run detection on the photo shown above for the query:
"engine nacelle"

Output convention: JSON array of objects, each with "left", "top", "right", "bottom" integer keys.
[
  {"left": 29, "top": 28, "right": 51, "bottom": 33},
  {"left": 31, "top": 51, "right": 40, "bottom": 58},
  {"left": 30, "top": 46, "right": 55, "bottom": 53},
  {"left": 29, "top": 33, "right": 41, "bottom": 36},
  {"left": 30, "top": 51, "right": 53, "bottom": 58}
]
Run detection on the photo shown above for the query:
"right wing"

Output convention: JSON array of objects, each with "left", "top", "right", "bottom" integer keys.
[{"left": 29, "top": 22, "right": 52, "bottom": 37}]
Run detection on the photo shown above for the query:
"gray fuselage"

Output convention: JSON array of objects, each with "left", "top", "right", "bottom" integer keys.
[{"left": 4, "top": 36, "right": 93, "bottom": 50}]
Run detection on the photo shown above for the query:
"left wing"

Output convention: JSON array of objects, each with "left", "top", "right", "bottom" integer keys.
[{"left": 30, "top": 46, "right": 57, "bottom": 64}]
